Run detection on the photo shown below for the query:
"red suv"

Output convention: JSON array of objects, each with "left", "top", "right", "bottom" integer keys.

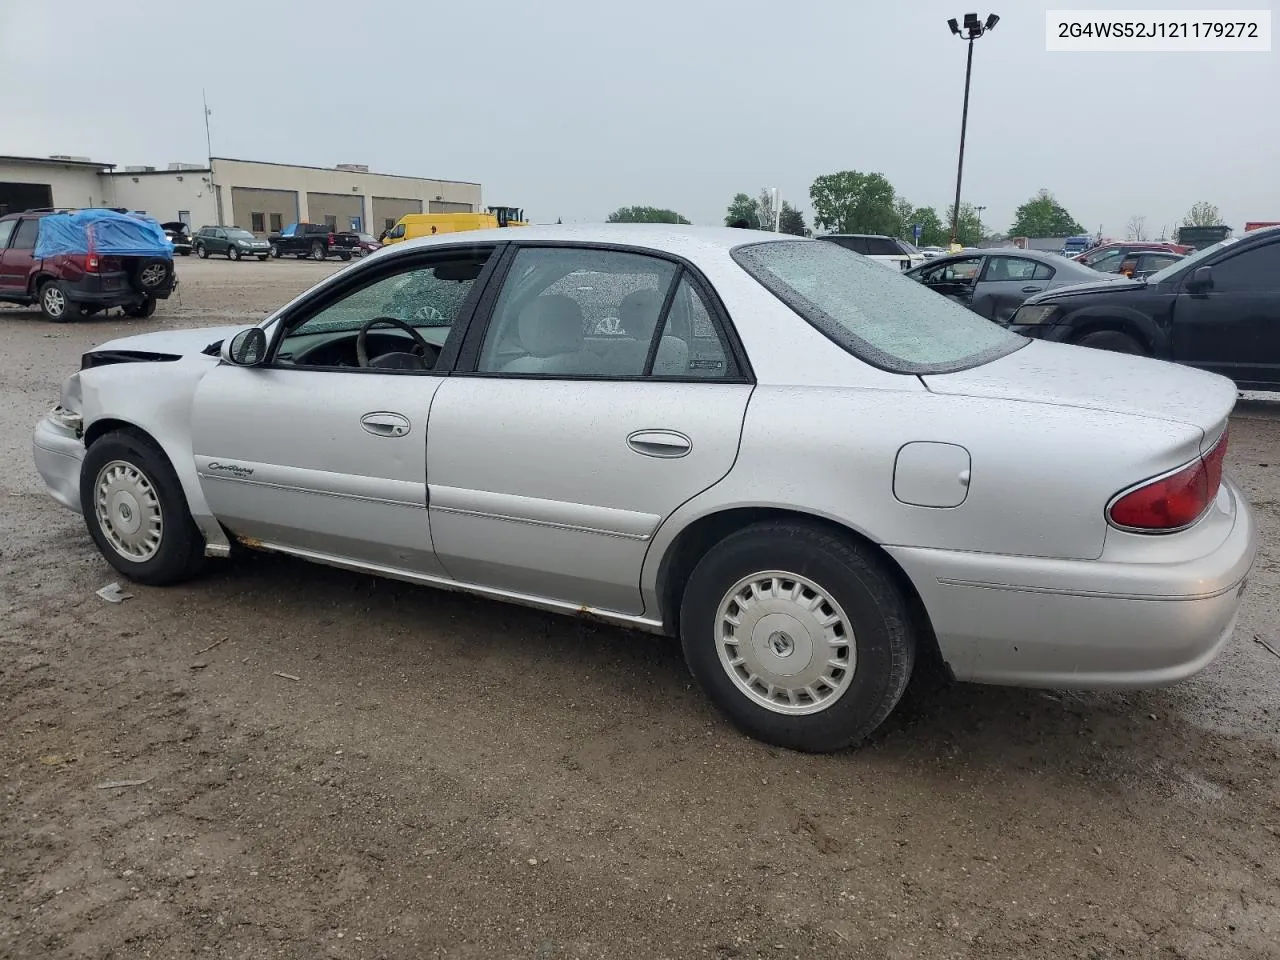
[{"left": 0, "top": 209, "right": 177, "bottom": 321}]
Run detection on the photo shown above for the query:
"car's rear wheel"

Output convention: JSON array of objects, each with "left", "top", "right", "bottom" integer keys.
[
  {"left": 195, "top": 243, "right": 208, "bottom": 258},
  {"left": 125, "top": 297, "right": 157, "bottom": 319},
  {"left": 39, "top": 281, "right": 81, "bottom": 322},
  {"left": 680, "top": 521, "right": 916, "bottom": 753},
  {"left": 228, "top": 246, "right": 241, "bottom": 261},
  {"left": 257, "top": 255, "right": 268, "bottom": 261},
  {"left": 338, "top": 253, "right": 352, "bottom": 261},
  {"left": 1074, "top": 329, "right": 1145, "bottom": 355},
  {"left": 310, "top": 242, "right": 325, "bottom": 261},
  {"left": 81, "top": 431, "right": 205, "bottom": 586}
]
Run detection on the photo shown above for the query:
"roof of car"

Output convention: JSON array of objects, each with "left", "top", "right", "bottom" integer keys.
[
  {"left": 820, "top": 233, "right": 892, "bottom": 239},
  {"left": 384, "top": 223, "right": 803, "bottom": 256}
]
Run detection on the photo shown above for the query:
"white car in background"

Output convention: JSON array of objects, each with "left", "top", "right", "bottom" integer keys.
[{"left": 817, "top": 234, "right": 915, "bottom": 271}]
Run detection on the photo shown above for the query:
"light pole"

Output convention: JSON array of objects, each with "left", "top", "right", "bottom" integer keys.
[
  {"left": 947, "top": 12, "right": 998, "bottom": 248},
  {"left": 975, "top": 204, "right": 986, "bottom": 240}
]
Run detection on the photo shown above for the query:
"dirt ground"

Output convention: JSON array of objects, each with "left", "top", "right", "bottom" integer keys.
[{"left": 2, "top": 257, "right": 1278, "bottom": 960}]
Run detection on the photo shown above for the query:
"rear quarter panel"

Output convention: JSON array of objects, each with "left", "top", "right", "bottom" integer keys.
[{"left": 640, "top": 384, "right": 1201, "bottom": 607}]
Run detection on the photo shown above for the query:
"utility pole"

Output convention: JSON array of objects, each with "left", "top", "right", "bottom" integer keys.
[
  {"left": 204, "top": 90, "right": 223, "bottom": 225},
  {"left": 975, "top": 204, "right": 986, "bottom": 240},
  {"left": 947, "top": 13, "right": 999, "bottom": 248}
]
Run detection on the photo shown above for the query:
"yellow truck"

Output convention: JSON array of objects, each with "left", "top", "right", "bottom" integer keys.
[{"left": 380, "top": 206, "right": 527, "bottom": 246}]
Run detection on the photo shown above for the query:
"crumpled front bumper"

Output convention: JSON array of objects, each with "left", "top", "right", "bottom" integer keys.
[{"left": 33, "top": 414, "right": 85, "bottom": 514}]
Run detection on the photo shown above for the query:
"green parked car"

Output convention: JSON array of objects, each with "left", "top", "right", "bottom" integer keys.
[{"left": 193, "top": 226, "right": 271, "bottom": 261}]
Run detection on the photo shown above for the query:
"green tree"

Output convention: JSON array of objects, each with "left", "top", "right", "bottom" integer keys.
[
  {"left": 607, "top": 206, "right": 691, "bottom": 224},
  {"left": 724, "top": 193, "right": 759, "bottom": 229},
  {"left": 1182, "top": 201, "right": 1222, "bottom": 226},
  {"left": 945, "top": 203, "right": 985, "bottom": 247},
  {"left": 1009, "top": 189, "right": 1085, "bottom": 238},
  {"left": 778, "top": 202, "right": 807, "bottom": 236},
  {"left": 908, "top": 206, "right": 946, "bottom": 247},
  {"left": 892, "top": 197, "right": 914, "bottom": 238},
  {"left": 809, "top": 170, "right": 899, "bottom": 235},
  {"left": 755, "top": 189, "right": 778, "bottom": 231}
]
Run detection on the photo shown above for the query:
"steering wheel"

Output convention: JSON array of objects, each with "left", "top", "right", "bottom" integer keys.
[{"left": 356, "top": 316, "right": 438, "bottom": 369}]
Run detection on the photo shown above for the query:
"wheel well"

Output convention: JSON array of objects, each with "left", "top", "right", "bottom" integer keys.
[
  {"left": 654, "top": 507, "right": 947, "bottom": 676},
  {"left": 84, "top": 417, "right": 154, "bottom": 449},
  {"left": 30, "top": 273, "right": 56, "bottom": 296},
  {"left": 1067, "top": 318, "right": 1151, "bottom": 352}
]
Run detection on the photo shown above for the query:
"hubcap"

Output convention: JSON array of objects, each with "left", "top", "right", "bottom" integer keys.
[
  {"left": 140, "top": 264, "right": 165, "bottom": 286},
  {"left": 94, "top": 460, "right": 163, "bottom": 562},
  {"left": 43, "top": 287, "right": 65, "bottom": 316},
  {"left": 715, "top": 571, "right": 856, "bottom": 715}
]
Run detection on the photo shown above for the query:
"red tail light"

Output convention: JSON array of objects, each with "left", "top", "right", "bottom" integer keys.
[
  {"left": 85, "top": 254, "right": 100, "bottom": 272},
  {"left": 328, "top": 233, "right": 336, "bottom": 245},
  {"left": 1107, "top": 428, "right": 1229, "bottom": 532}
]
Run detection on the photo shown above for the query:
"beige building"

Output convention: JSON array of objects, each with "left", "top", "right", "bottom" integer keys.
[{"left": 0, "top": 154, "right": 483, "bottom": 237}]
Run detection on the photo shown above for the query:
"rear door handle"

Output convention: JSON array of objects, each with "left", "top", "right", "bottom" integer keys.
[
  {"left": 627, "top": 429, "right": 692, "bottom": 459},
  {"left": 360, "top": 411, "right": 411, "bottom": 438},
  {"left": 1021, "top": 285, "right": 1043, "bottom": 293}
]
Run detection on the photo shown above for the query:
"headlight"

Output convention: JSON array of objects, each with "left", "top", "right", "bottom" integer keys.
[
  {"left": 49, "top": 404, "right": 83, "bottom": 435},
  {"left": 1011, "top": 304, "right": 1061, "bottom": 325}
]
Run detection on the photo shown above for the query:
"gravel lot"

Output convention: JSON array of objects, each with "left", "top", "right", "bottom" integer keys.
[{"left": 2, "top": 257, "right": 1278, "bottom": 960}]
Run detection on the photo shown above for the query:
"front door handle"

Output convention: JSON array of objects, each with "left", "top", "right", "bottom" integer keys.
[
  {"left": 1021, "top": 285, "right": 1043, "bottom": 293},
  {"left": 627, "top": 429, "right": 692, "bottom": 459},
  {"left": 360, "top": 411, "right": 411, "bottom": 438}
]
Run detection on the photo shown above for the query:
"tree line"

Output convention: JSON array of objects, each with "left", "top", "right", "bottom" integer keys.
[{"left": 605, "top": 177, "right": 1224, "bottom": 244}]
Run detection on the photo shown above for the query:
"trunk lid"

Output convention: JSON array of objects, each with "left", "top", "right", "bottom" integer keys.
[{"left": 923, "top": 339, "right": 1236, "bottom": 438}]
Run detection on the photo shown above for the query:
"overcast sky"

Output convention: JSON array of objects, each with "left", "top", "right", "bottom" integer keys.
[{"left": 2, "top": 0, "right": 1276, "bottom": 235}]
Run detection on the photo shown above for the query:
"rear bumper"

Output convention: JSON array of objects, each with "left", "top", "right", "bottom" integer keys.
[
  {"left": 888, "top": 478, "right": 1256, "bottom": 688},
  {"left": 32, "top": 416, "right": 85, "bottom": 514},
  {"left": 68, "top": 272, "right": 175, "bottom": 304}
]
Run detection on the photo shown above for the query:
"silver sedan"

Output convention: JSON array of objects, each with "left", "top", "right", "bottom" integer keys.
[
  {"left": 905, "top": 248, "right": 1128, "bottom": 322},
  {"left": 32, "top": 225, "right": 1256, "bottom": 752}
]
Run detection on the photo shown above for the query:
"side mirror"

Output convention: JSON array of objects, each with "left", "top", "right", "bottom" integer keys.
[
  {"left": 221, "top": 327, "right": 268, "bottom": 366},
  {"left": 1187, "top": 265, "right": 1214, "bottom": 292}
]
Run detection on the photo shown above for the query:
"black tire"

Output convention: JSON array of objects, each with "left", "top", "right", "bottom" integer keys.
[
  {"left": 179, "top": 249, "right": 191, "bottom": 256},
  {"left": 310, "top": 242, "right": 326, "bottom": 261},
  {"left": 125, "top": 297, "right": 157, "bottom": 319},
  {"left": 80, "top": 430, "right": 205, "bottom": 586},
  {"left": 196, "top": 243, "right": 208, "bottom": 259},
  {"left": 680, "top": 521, "right": 916, "bottom": 753},
  {"left": 269, "top": 243, "right": 280, "bottom": 258},
  {"left": 257, "top": 255, "right": 268, "bottom": 261},
  {"left": 1073, "top": 329, "right": 1145, "bottom": 355},
  {"left": 130, "top": 257, "right": 173, "bottom": 294},
  {"left": 39, "top": 280, "right": 81, "bottom": 322},
  {"left": 338, "top": 252, "right": 352, "bottom": 261}
]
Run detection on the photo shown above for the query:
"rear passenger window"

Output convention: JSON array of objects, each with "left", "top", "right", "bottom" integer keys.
[
  {"left": 12, "top": 218, "right": 39, "bottom": 250},
  {"left": 0, "top": 220, "right": 15, "bottom": 249},
  {"left": 477, "top": 247, "right": 677, "bottom": 376},
  {"left": 654, "top": 277, "right": 735, "bottom": 379}
]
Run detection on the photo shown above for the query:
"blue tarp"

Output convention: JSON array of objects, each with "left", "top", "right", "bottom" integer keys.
[{"left": 34, "top": 209, "right": 174, "bottom": 259}]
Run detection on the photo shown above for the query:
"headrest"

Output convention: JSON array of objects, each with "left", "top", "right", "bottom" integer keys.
[
  {"left": 517, "top": 295, "right": 584, "bottom": 357},
  {"left": 618, "top": 288, "right": 664, "bottom": 338}
]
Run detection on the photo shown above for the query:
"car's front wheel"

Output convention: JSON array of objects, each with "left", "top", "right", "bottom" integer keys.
[
  {"left": 680, "top": 521, "right": 916, "bottom": 752},
  {"left": 228, "top": 246, "right": 241, "bottom": 261},
  {"left": 195, "top": 243, "right": 208, "bottom": 259},
  {"left": 1073, "top": 329, "right": 1146, "bottom": 355},
  {"left": 269, "top": 243, "right": 280, "bottom": 258},
  {"left": 81, "top": 431, "right": 205, "bottom": 585}
]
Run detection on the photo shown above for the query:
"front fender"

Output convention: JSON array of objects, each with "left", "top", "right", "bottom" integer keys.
[
  {"left": 1063, "top": 304, "right": 1169, "bottom": 354},
  {"left": 78, "top": 356, "right": 230, "bottom": 556}
]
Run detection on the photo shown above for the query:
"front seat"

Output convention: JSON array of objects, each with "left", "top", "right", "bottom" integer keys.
[{"left": 500, "top": 295, "right": 585, "bottom": 374}]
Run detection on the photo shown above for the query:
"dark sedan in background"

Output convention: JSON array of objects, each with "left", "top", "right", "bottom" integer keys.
[
  {"left": 1008, "top": 225, "right": 1280, "bottom": 390},
  {"left": 905, "top": 248, "right": 1124, "bottom": 322}
]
